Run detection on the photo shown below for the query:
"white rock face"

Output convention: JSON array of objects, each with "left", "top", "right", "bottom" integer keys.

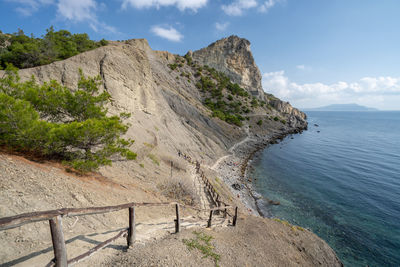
[
  {"left": 193, "top": 35, "right": 264, "bottom": 97},
  {"left": 192, "top": 35, "right": 307, "bottom": 122}
]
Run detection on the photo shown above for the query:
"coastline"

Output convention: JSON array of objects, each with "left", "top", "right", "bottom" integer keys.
[{"left": 212, "top": 126, "right": 307, "bottom": 217}]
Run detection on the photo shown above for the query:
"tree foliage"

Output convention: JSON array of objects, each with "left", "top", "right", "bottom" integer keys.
[
  {"left": 0, "top": 27, "right": 108, "bottom": 69},
  {"left": 0, "top": 65, "right": 136, "bottom": 172}
]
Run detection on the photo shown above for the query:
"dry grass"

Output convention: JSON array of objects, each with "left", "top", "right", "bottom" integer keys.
[
  {"left": 160, "top": 154, "right": 188, "bottom": 172},
  {"left": 158, "top": 176, "right": 199, "bottom": 205}
]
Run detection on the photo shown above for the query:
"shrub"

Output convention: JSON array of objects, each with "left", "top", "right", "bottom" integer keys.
[
  {"left": 168, "top": 63, "right": 178, "bottom": 70},
  {"left": 183, "top": 231, "right": 220, "bottom": 267},
  {"left": 257, "top": 120, "right": 262, "bottom": 126},
  {"left": 158, "top": 176, "right": 198, "bottom": 205},
  {"left": 0, "top": 65, "right": 136, "bottom": 172},
  {"left": 184, "top": 53, "right": 193, "bottom": 65},
  {"left": 251, "top": 98, "right": 259, "bottom": 107},
  {"left": 195, "top": 70, "right": 202, "bottom": 77}
]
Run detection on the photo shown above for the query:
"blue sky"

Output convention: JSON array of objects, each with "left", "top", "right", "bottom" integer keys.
[{"left": 1, "top": 0, "right": 400, "bottom": 110}]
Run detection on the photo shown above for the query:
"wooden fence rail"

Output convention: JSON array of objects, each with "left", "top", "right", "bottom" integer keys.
[
  {"left": 177, "top": 151, "right": 236, "bottom": 218},
  {"left": 0, "top": 202, "right": 237, "bottom": 267}
]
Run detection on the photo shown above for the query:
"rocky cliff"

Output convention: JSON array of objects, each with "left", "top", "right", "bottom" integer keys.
[
  {"left": 193, "top": 35, "right": 264, "bottom": 98},
  {"left": 192, "top": 35, "right": 307, "bottom": 125}
]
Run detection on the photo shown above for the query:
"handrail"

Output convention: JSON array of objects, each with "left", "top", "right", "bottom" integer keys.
[
  {"left": 0, "top": 202, "right": 234, "bottom": 231},
  {"left": 0, "top": 202, "right": 238, "bottom": 267},
  {"left": 0, "top": 151, "right": 240, "bottom": 266},
  {"left": 0, "top": 202, "right": 174, "bottom": 231},
  {"left": 178, "top": 151, "right": 231, "bottom": 214}
]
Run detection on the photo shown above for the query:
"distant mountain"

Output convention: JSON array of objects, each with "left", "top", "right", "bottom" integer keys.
[{"left": 304, "top": 103, "right": 378, "bottom": 111}]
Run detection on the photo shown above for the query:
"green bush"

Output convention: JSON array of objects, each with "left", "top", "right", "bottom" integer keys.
[
  {"left": 251, "top": 98, "right": 259, "bottom": 107},
  {"left": 0, "top": 65, "right": 136, "bottom": 172},
  {"left": 0, "top": 27, "right": 108, "bottom": 69},
  {"left": 168, "top": 63, "right": 178, "bottom": 70},
  {"left": 184, "top": 53, "right": 193, "bottom": 65},
  {"left": 273, "top": 116, "right": 279, "bottom": 121},
  {"left": 183, "top": 231, "right": 220, "bottom": 267},
  {"left": 257, "top": 120, "right": 262, "bottom": 126}
]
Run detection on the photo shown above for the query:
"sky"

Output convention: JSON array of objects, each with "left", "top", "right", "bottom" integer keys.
[{"left": 1, "top": 0, "right": 399, "bottom": 110}]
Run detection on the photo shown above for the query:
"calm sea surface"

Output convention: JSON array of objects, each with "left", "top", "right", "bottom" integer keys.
[{"left": 250, "top": 111, "right": 400, "bottom": 266}]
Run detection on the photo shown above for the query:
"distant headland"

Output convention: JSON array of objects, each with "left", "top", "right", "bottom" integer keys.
[{"left": 304, "top": 103, "right": 379, "bottom": 112}]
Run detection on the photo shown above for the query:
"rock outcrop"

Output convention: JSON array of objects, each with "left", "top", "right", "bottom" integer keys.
[
  {"left": 192, "top": 35, "right": 307, "bottom": 127},
  {"left": 193, "top": 35, "right": 264, "bottom": 98}
]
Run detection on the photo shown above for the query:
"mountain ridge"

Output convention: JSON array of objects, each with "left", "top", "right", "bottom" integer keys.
[{"left": 304, "top": 103, "right": 378, "bottom": 111}]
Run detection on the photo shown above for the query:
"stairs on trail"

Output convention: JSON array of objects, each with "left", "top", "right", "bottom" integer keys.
[{"left": 191, "top": 167, "right": 215, "bottom": 210}]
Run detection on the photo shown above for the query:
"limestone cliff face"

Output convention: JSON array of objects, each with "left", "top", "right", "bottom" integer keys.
[
  {"left": 192, "top": 35, "right": 307, "bottom": 126},
  {"left": 193, "top": 35, "right": 263, "bottom": 98}
]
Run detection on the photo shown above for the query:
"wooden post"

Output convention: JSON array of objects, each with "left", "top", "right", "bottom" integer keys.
[
  {"left": 175, "top": 204, "right": 180, "bottom": 233},
  {"left": 49, "top": 216, "right": 67, "bottom": 267},
  {"left": 170, "top": 161, "right": 173, "bottom": 178},
  {"left": 127, "top": 207, "right": 136, "bottom": 247},
  {"left": 207, "top": 210, "right": 213, "bottom": 228},
  {"left": 224, "top": 205, "right": 227, "bottom": 218},
  {"left": 233, "top": 207, "right": 238, "bottom": 227}
]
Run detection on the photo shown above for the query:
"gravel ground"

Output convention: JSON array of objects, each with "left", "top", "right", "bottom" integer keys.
[{"left": 104, "top": 215, "right": 342, "bottom": 267}]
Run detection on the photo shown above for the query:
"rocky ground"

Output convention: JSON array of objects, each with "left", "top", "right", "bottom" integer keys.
[{"left": 103, "top": 215, "right": 342, "bottom": 267}]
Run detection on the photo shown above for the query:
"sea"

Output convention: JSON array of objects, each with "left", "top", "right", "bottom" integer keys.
[{"left": 250, "top": 111, "right": 400, "bottom": 266}]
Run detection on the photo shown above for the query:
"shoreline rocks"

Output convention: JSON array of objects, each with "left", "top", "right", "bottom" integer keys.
[{"left": 213, "top": 125, "right": 307, "bottom": 217}]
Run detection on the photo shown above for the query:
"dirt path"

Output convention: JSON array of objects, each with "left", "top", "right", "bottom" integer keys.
[
  {"left": 210, "top": 126, "right": 255, "bottom": 171},
  {"left": 76, "top": 213, "right": 229, "bottom": 267},
  {"left": 190, "top": 167, "right": 214, "bottom": 210}
]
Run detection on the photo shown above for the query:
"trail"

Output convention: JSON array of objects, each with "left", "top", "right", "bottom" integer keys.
[
  {"left": 70, "top": 213, "right": 228, "bottom": 267},
  {"left": 210, "top": 126, "right": 255, "bottom": 171},
  {"left": 190, "top": 166, "right": 214, "bottom": 210}
]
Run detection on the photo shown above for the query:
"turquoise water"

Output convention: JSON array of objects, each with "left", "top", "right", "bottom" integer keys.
[{"left": 250, "top": 111, "right": 400, "bottom": 266}]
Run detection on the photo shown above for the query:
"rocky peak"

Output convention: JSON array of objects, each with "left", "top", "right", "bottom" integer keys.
[{"left": 192, "top": 35, "right": 264, "bottom": 99}]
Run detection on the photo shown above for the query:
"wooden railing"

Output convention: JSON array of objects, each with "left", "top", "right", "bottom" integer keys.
[
  {"left": 0, "top": 202, "right": 237, "bottom": 267},
  {"left": 178, "top": 151, "right": 231, "bottom": 214}
]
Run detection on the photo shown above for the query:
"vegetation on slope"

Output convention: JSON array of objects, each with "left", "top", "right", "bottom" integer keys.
[
  {"left": 169, "top": 54, "right": 267, "bottom": 127},
  {"left": 0, "top": 65, "right": 136, "bottom": 172},
  {"left": 0, "top": 27, "right": 108, "bottom": 69}
]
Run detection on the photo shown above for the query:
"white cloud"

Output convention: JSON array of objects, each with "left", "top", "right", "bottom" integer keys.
[
  {"left": 263, "top": 70, "right": 400, "bottom": 109},
  {"left": 296, "top": 65, "right": 305, "bottom": 70},
  {"left": 151, "top": 25, "right": 183, "bottom": 42},
  {"left": 221, "top": 0, "right": 257, "bottom": 16},
  {"left": 56, "top": 0, "right": 118, "bottom": 34},
  {"left": 8, "top": 0, "right": 118, "bottom": 34},
  {"left": 222, "top": 0, "right": 282, "bottom": 16},
  {"left": 215, "top": 22, "right": 230, "bottom": 31},
  {"left": 57, "top": 0, "right": 96, "bottom": 22},
  {"left": 121, "top": 0, "right": 208, "bottom": 11},
  {"left": 8, "top": 0, "right": 54, "bottom": 16},
  {"left": 259, "top": 0, "right": 282, "bottom": 13}
]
